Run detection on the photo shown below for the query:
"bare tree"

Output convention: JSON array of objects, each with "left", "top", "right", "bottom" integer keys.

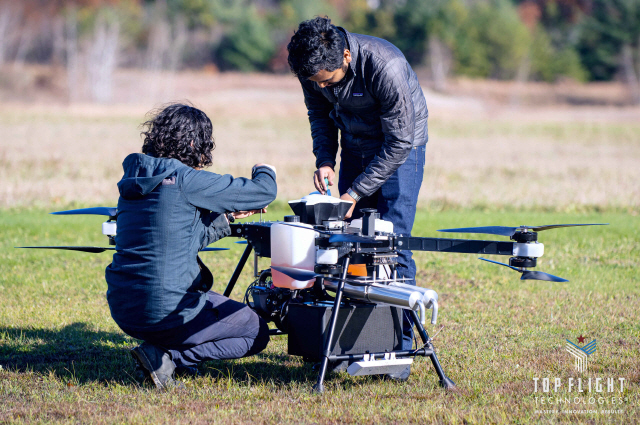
[
  {"left": 145, "top": 0, "right": 187, "bottom": 101},
  {"left": 510, "top": 53, "right": 531, "bottom": 106},
  {"left": 0, "top": 2, "right": 22, "bottom": 65},
  {"left": 622, "top": 43, "right": 640, "bottom": 105},
  {"left": 85, "top": 14, "right": 120, "bottom": 103},
  {"left": 64, "top": 8, "right": 80, "bottom": 101},
  {"left": 12, "top": 25, "right": 33, "bottom": 70},
  {"left": 429, "top": 36, "right": 451, "bottom": 92}
]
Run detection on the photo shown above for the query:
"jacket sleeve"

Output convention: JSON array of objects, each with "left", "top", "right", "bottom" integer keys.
[
  {"left": 181, "top": 166, "right": 277, "bottom": 213},
  {"left": 301, "top": 78, "right": 340, "bottom": 169},
  {"left": 351, "top": 58, "right": 415, "bottom": 197},
  {"left": 200, "top": 212, "right": 232, "bottom": 250}
]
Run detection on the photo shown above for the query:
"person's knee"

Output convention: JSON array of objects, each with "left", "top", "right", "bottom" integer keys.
[{"left": 246, "top": 318, "right": 270, "bottom": 357}]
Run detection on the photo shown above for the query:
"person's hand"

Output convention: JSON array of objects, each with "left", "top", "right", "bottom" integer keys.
[
  {"left": 340, "top": 193, "right": 356, "bottom": 219},
  {"left": 314, "top": 165, "right": 335, "bottom": 194},
  {"left": 253, "top": 163, "right": 277, "bottom": 175},
  {"left": 232, "top": 208, "right": 267, "bottom": 220}
]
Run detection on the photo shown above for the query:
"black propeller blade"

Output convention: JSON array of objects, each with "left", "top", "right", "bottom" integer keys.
[
  {"left": 479, "top": 257, "right": 568, "bottom": 282},
  {"left": 271, "top": 266, "right": 320, "bottom": 281},
  {"left": 18, "top": 246, "right": 228, "bottom": 253},
  {"left": 51, "top": 207, "right": 117, "bottom": 217},
  {"left": 520, "top": 270, "right": 568, "bottom": 282},
  {"left": 17, "top": 246, "right": 115, "bottom": 253},
  {"left": 439, "top": 223, "right": 608, "bottom": 237}
]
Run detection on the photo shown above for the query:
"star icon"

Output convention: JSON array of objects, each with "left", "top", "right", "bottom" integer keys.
[{"left": 577, "top": 335, "right": 586, "bottom": 344}]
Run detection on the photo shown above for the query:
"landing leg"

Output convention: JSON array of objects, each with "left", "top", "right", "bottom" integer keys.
[
  {"left": 223, "top": 244, "right": 252, "bottom": 297},
  {"left": 312, "top": 257, "right": 350, "bottom": 394},
  {"left": 410, "top": 310, "right": 456, "bottom": 390}
]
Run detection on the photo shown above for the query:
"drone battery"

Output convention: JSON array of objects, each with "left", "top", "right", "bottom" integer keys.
[{"left": 287, "top": 302, "right": 403, "bottom": 361}]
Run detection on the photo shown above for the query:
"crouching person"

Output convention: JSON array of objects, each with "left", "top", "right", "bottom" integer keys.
[{"left": 105, "top": 103, "right": 277, "bottom": 389}]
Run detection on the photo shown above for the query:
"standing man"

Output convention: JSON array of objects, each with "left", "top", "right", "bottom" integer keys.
[{"left": 287, "top": 17, "right": 429, "bottom": 363}]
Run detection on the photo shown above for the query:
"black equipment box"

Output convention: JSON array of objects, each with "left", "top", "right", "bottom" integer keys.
[{"left": 287, "top": 302, "right": 403, "bottom": 361}]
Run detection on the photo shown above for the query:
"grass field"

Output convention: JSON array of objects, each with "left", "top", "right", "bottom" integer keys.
[
  {"left": 1, "top": 72, "right": 639, "bottom": 423},
  {"left": 1, "top": 206, "right": 638, "bottom": 424}
]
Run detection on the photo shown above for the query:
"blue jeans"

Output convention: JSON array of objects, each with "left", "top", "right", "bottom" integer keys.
[{"left": 338, "top": 145, "right": 426, "bottom": 348}]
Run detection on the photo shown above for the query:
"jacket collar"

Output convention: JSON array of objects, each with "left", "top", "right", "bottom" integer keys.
[{"left": 337, "top": 27, "right": 358, "bottom": 84}]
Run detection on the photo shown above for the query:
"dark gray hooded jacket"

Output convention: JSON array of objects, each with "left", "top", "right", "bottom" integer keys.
[
  {"left": 300, "top": 28, "right": 428, "bottom": 197},
  {"left": 105, "top": 153, "right": 277, "bottom": 332}
]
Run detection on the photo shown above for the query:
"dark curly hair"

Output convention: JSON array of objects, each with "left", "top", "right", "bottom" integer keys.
[
  {"left": 287, "top": 16, "right": 346, "bottom": 79},
  {"left": 141, "top": 103, "right": 215, "bottom": 169}
]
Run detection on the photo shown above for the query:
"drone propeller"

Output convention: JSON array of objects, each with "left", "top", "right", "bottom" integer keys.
[
  {"left": 438, "top": 223, "right": 607, "bottom": 237},
  {"left": 271, "top": 266, "right": 320, "bottom": 281},
  {"left": 17, "top": 246, "right": 115, "bottom": 253},
  {"left": 235, "top": 241, "right": 248, "bottom": 245},
  {"left": 51, "top": 207, "right": 117, "bottom": 218},
  {"left": 479, "top": 257, "right": 568, "bottom": 282},
  {"left": 18, "top": 246, "right": 229, "bottom": 253}
]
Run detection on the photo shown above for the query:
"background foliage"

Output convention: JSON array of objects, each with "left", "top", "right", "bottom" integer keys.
[{"left": 1, "top": 0, "right": 639, "bottom": 84}]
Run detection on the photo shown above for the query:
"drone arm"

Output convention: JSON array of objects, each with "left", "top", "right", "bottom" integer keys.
[{"left": 395, "top": 237, "right": 515, "bottom": 256}]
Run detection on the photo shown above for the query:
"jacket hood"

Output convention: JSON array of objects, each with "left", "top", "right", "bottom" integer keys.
[{"left": 117, "top": 153, "right": 183, "bottom": 199}]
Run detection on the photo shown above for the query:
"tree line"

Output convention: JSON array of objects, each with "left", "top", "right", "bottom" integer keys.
[{"left": 1, "top": 0, "right": 638, "bottom": 102}]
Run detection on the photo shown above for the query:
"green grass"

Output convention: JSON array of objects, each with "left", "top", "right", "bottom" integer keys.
[{"left": 1, "top": 206, "right": 638, "bottom": 424}]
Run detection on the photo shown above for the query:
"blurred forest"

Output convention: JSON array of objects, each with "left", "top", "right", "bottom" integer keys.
[{"left": 0, "top": 0, "right": 639, "bottom": 103}]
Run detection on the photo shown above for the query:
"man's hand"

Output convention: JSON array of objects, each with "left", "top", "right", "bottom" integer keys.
[
  {"left": 340, "top": 193, "right": 356, "bottom": 219},
  {"left": 232, "top": 208, "right": 267, "bottom": 220},
  {"left": 314, "top": 165, "right": 335, "bottom": 194}
]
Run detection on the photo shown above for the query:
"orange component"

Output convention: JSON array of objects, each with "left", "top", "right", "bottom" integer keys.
[{"left": 347, "top": 264, "right": 368, "bottom": 277}]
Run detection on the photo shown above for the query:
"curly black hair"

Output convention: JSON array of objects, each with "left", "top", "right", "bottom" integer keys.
[
  {"left": 141, "top": 103, "right": 215, "bottom": 169},
  {"left": 287, "top": 16, "right": 346, "bottom": 79}
]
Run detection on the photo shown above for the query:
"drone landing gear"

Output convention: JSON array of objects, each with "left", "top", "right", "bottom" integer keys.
[
  {"left": 312, "top": 257, "right": 351, "bottom": 394},
  {"left": 311, "top": 258, "right": 455, "bottom": 394},
  {"left": 409, "top": 309, "right": 456, "bottom": 391}
]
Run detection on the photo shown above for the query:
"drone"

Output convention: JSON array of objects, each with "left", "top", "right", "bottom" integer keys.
[{"left": 18, "top": 194, "right": 606, "bottom": 393}]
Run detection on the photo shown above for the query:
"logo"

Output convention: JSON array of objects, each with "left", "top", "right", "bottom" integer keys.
[
  {"left": 353, "top": 93, "right": 363, "bottom": 96},
  {"left": 566, "top": 335, "right": 596, "bottom": 372}
]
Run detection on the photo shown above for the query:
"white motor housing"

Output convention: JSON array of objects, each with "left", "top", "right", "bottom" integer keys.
[{"left": 102, "top": 221, "right": 117, "bottom": 236}]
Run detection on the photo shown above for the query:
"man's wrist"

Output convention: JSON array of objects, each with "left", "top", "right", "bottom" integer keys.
[
  {"left": 346, "top": 187, "right": 362, "bottom": 202},
  {"left": 318, "top": 162, "right": 334, "bottom": 170}
]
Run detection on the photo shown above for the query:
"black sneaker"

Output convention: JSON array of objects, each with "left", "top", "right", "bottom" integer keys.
[
  {"left": 175, "top": 365, "right": 199, "bottom": 378},
  {"left": 130, "top": 343, "right": 184, "bottom": 390}
]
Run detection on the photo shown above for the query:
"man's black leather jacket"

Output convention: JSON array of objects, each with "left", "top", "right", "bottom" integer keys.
[{"left": 300, "top": 28, "right": 428, "bottom": 197}]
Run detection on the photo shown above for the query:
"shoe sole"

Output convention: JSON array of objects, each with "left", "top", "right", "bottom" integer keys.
[{"left": 130, "top": 348, "right": 167, "bottom": 390}]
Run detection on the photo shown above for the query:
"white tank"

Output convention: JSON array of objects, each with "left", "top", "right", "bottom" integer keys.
[{"left": 270, "top": 223, "right": 317, "bottom": 289}]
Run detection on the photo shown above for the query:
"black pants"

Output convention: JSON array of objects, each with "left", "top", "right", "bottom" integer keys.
[{"left": 121, "top": 291, "right": 270, "bottom": 367}]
